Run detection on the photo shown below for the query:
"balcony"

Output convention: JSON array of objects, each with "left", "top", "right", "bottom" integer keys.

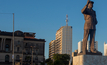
[
  {"left": 23, "top": 52, "right": 31, "bottom": 55},
  {"left": 0, "top": 50, "right": 12, "bottom": 53},
  {"left": 25, "top": 46, "right": 31, "bottom": 48},
  {"left": 23, "top": 52, "right": 43, "bottom": 55},
  {"left": 14, "top": 51, "right": 22, "bottom": 53},
  {"left": 15, "top": 59, "right": 20, "bottom": 62}
]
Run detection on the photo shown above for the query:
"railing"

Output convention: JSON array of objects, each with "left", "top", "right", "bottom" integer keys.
[
  {"left": 15, "top": 51, "right": 23, "bottom": 53},
  {"left": 0, "top": 50, "right": 12, "bottom": 53},
  {"left": 15, "top": 59, "right": 20, "bottom": 62},
  {"left": 23, "top": 52, "right": 43, "bottom": 55}
]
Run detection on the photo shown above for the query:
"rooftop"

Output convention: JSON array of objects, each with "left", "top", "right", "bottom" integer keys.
[{"left": 0, "top": 30, "right": 46, "bottom": 42}]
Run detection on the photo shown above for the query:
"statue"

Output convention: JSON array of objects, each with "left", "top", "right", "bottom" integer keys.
[{"left": 81, "top": 0, "right": 98, "bottom": 54}]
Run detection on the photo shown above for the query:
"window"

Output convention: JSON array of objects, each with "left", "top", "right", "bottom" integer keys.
[
  {"left": 35, "top": 56, "right": 38, "bottom": 60},
  {"left": 36, "top": 44, "right": 38, "bottom": 46},
  {"left": 36, "top": 49, "right": 39, "bottom": 54},
  {"left": 5, "top": 55, "right": 9, "bottom": 62},
  {"left": 5, "top": 44, "right": 9, "bottom": 52},
  {"left": 26, "top": 49, "right": 28, "bottom": 54},
  {"left": 18, "top": 41, "right": 20, "bottom": 44},
  {"left": 17, "top": 47, "right": 19, "bottom": 52},
  {"left": 26, "top": 43, "right": 28, "bottom": 46},
  {"left": 16, "top": 55, "right": 20, "bottom": 60}
]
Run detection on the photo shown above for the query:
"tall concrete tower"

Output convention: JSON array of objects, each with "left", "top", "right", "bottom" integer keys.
[
  {"left": 55, "top": 26, "right": 72, "bottom": 54},
  {"left": 49, "top": 40, "right": 56, "bottom": 59},
  {"left": 104, "top": 42, "right": 107, "bottom": 56},
  {"left": 54, "top": 15, "right": 72, "bottom": 64}
]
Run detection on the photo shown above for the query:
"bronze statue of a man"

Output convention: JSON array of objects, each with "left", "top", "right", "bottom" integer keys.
[{"left": 82, "top": 0, "right": 98, "bottom": 54}]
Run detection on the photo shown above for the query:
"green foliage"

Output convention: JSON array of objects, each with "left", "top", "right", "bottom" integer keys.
[
  {"left": 45, "top": 58, "right": 54, "bottom": 65},
  {"left": 47, "top": 60, "right": 53, "bottom": 65},
  {"left": 46, "top": 54, "right": 70, "bottom": 65},
  {"left": 40, "top": 62, "right": 45, "bottom": 65},
  {"left": 54, "top": 60, "right": 64, "bottom": 65},
  {"left": 53, "top": 54, "right": 70, "bottom": 61},
  {"left": 45, "top": 58, "right": 51, "bottom": 62},
  {"left": 53, "top": 54, "right": 70, "bottom": 65}
]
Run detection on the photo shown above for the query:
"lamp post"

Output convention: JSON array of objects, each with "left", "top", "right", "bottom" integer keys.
[
  {"left": 12, "top": 13, "right": 14, "bottom": 65},
  {"left": 31, "top": 46, "right": 35, "bottom": 65},
  {"left": 20, "top": 49, "right": 23, "bottom": 65},
  {"left": 0, "top": 13, "right": 14, "bottom": 65},
  {"left": 35, "top": 47, "right": 39, "bottom": 65}
]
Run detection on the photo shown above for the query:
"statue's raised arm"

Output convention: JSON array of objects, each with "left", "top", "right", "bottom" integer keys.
[
  {"left": 86, "top": 0, "right": 90, "bottom": 6},
  {"left": 81, "top": 0, "right": 94, "bottom": 14},
  {"left": 81, "top": 0, "right": 89, "bottom": 13}
]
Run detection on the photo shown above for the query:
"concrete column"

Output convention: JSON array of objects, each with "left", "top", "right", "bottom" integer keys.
[
  {"left": 11, "top": 39, "right": 12, "bottom": 51},
  {"left": 1, "top": 38, "right": 3, "bottom": 50},
  {"left": 3, "top": 38, "right": 6, "bottom": 50}
]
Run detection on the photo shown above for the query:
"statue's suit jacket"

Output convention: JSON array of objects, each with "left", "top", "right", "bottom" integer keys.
[{"left": 81, "top": 5, "right": 98, "bottom": 29}]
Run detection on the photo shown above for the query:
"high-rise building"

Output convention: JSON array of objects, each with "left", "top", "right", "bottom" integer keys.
[
  {"left": 104, "top": 42, "right": 107, "bottom": 56},
  {"left": 78, "top": 40, "right": 98, "bottom": 53},
  {"left": 55, "top": 25, "right": 72, "bottom": 65},
  {"left": 49, "top": 15, "right": 72, "bottom": 65},
  {"left": 49, "top": 40, "right": 55, "bottom": 59},
  {"left": 55, "top": 26, "right": 72, "bottom": 65},
  {"left": 94, "top": 41, "right": 98, "bottom": 51},
  {"left": 55, "top": 26, "right": 72, "bottom": 55},
  {"left": 49, "top": 26, "right": 72, "bottom": 59}
]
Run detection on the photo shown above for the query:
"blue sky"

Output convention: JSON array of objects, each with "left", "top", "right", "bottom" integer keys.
[{"left": 0, "top": 0, "right": 107, "bottom": 59}]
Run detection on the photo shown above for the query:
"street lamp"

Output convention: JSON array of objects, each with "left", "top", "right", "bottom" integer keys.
[
  {"left": 35, "top": 47, "right": 39, "bottom": 65},
  {"left": 12, "top": 13, "right": 14, "bottom": 65},
  {"left": 0, "top": 13, "right": 14, "bottom": 65},
  {"left": 20, "top": 48, "right": 24, "bottom": 65},
  {"left": 30, "top": 46, "right": 35, "bottom": 65}
]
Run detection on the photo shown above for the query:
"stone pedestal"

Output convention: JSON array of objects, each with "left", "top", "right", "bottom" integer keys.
[{"left": 73, "top": 55, "right": 107, "bottom": 65}]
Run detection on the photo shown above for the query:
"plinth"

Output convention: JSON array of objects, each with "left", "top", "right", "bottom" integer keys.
[{"left": 73, "top": 55, "right": 107, "bottom": 65}]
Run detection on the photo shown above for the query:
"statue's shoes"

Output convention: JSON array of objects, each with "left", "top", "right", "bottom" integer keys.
[{"left": 91, "top": 51, "right": 97, "bottom": 53}]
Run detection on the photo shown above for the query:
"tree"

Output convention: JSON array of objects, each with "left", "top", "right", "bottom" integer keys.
[
  {"left": 45, "top": 58, "right": 53, "bottom": 65},
  {"left": 53, "top": 54, "right": 70, "bottom": 65},
  {"left": 45, "top": 54, "right": 70, "bottom": 65},
  {"left": 40, "top": 62, "right": 45, "bottom": 65}
]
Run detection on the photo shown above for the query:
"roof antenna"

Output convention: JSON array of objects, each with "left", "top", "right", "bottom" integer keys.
[{"left": 66, "top": 14, "right": 68, "bottom": 26}]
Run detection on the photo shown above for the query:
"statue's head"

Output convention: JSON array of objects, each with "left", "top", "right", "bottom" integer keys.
[{"left": 88, "top": 1, "right": 94, "bottom": 9}]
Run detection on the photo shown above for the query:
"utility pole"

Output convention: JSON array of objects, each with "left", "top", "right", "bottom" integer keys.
[
  {"left": 32, "top": 47, "right": 33, "bottom": 65},
  {"left": 22, "top": 47, "right": 23, "bottom": 65},
  {"left": 0, "top": 13, "right": 15, "bottom": 65},
  {"left": 12, "top": 13, "right": 14, "bottom": 65},
  {"left": 31, "top": 46, "right": 35, "bottom": 65},
  {"left": 20, "top": 49, "right": 23, "bottom": 65},
  {"left": 36, "top": 47, "right": 38, "bottom": 65}
]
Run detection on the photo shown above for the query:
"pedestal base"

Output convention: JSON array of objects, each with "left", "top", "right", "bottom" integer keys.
[{"left": 73, "top": 55, "right": 107, "bottom": 65}]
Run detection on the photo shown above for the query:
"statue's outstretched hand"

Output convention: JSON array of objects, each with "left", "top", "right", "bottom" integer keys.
[{"left": 86, "top": 0, "right": 90, "bottom": 6}]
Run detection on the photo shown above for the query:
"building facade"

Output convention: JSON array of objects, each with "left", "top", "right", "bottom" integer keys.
[
  {"left": 49, "top": 40, "right": 55, "bottom": 59},
  {"left": 104, "top": 42, "right": 107, "bottom": 56},
  {"left": 49, "top": 15, "right": 72, "bottom": 65},
  {"left": 78, "top": 40, "right": 98, "bottom": 53},
  {"left": 49, "top": 26, "right": 72, "bottom": 62},
  {"left": 0, "top": 30, "right": 45, "bottom": 65},
  {"left": 56, "top": 26, "right": 72, "bottom": 65},
  {"left": 55, "top": 26, "right": 72, "bottom": 55}
]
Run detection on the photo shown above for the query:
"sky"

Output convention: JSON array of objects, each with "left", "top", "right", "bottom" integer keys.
[{"left": 0, "top": 0, "right": 107, "bottom": 59}]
